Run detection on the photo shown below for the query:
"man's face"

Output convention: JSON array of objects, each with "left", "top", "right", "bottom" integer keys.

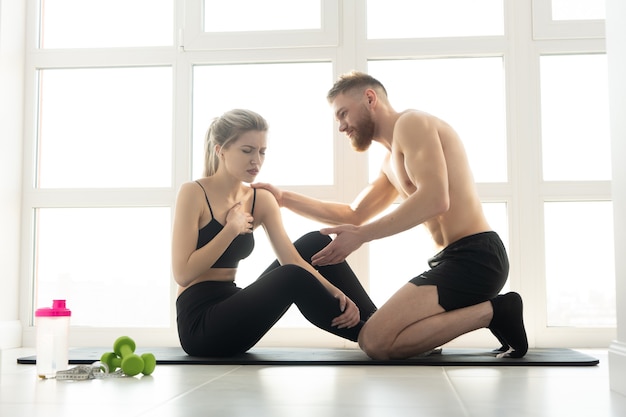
[{"left": 332, "top": 92, "right": 375, "bottom": 152}]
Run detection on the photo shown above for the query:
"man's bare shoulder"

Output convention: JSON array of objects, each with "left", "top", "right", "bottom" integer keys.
[
  {"left": 393, "top": 110, "right": 441, "bottom": 147},
  {"left": 397, "top": 109, "right": 429, "bottom": 124}
]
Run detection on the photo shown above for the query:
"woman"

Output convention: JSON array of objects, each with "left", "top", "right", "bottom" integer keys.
[{"left": 172, "top": 109, "right": 377, "bottom": 357}]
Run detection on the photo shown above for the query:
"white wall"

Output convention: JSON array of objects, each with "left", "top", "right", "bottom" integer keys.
[
  {"left": 607, "top": 0, "right": 626, "bottom": 397},
  {"left": 0, "top": 0, "right": 25, "bottom": 349}
]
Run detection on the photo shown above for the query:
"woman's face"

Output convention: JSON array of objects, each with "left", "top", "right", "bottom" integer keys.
[{"left": 219, "top": 130, "right": 267, "bottom": 183}]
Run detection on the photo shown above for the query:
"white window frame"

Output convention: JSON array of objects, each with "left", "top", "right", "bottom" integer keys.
[
  {"left": 182, "top": 0, "right": 339, "bottom": 50},
  {"left": 532, "top": 0, "right": 605, "bottom": 40}
]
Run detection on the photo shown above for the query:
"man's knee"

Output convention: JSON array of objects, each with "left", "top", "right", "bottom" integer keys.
[{"left": 358, "top": 322, "right": 394, "bottom": 360}]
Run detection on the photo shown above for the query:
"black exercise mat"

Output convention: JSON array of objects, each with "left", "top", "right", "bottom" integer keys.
[{"left": 18, "top": 347, "right": 599, "bottom": 366}]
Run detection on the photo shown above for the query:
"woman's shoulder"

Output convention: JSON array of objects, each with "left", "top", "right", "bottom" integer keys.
[
  {"left": 176, "top": 180, "right": 207, "bottom": 205},
  {"left": 251, "top": 186, "right": 275, "bottom": 200},
  {"left": 250, "top": 186, "right": 280, "bottom": 213},
  {"left": 179, "top": 180, "right": 202, "bottom": 193}
]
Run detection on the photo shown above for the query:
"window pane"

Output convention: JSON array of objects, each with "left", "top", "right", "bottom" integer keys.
[
  {"left": 540, "top": 54, "right": 610, "bottom": 181},
  {"left": 368, "top": 58, "right": 507, "bottom": 183},
  {"left": 40, "top": 0, "right": 173, "bottom": 48},
  {"left": 544, "top": 202, "right": 615, "bottom": 327},
  {"left": 204, "top": 0, "right": 320, "bottom": 32},
  {"left": 367, "top": 0, "right": 504, "bottom": 39},
  {"left": 192, "top": 63, "right": 333, "bottom": 185},
  {"left": 34, "top": 207, "right": 171, "bottom": 327},
  {"left": 369, "top": 202, "right": 509, "bottom": 307},
  {"left": 37, "top": 67, "right": 172, "bottom": 188},
  {"left": 552, "top": 0, "right": 605, "bottom": 21}
]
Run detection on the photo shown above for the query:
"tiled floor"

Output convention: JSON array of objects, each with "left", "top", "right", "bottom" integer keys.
[{"left": 1, "top": 347, "right": 625, "bottom": 417}]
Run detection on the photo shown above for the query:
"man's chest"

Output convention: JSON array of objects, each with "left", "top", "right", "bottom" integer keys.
[{"left": 383, "top": 152, "right": 417, "bottom": 198}]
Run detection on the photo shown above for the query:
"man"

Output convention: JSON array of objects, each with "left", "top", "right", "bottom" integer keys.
[{"left": 253, "top": 71, "right": 527, "bottom": 359}]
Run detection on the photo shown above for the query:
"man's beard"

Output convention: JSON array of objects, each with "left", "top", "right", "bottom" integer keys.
[{"left": 350, "top": 109, "right": 375, "bottom": 152}]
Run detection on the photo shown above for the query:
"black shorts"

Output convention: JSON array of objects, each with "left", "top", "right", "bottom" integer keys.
[{"left": 409, "top": 231, "right": 509, "bottom": 311}]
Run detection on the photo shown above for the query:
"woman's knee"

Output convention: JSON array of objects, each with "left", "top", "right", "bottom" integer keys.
[
  {"left": 265, "top": 264, "right": 318, "bottom": 289},
  {"left": 279, "top": 263, "right": 312, "bottom": 277},
  {"left": 293, "top": 231, "right": 331, "bottom": 261}
]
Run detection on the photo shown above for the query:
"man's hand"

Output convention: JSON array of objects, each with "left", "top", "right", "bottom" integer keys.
[
  {"left": 311, "top": 224, "right": 364, "bottom": 266},
  {"left": 251, "top": 182, "right": 283, "bottom": 206}
]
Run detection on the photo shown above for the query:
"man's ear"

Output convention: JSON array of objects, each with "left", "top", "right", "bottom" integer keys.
[{"left": 365, "top": 89, "right": 377, "bottom": 107}]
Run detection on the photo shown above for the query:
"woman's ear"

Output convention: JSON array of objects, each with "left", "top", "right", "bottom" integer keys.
[{"left": 215, "top": 144, "right": 222, "bottom": 157}]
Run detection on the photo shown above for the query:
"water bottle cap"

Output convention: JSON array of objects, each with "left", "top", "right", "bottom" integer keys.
[{"left": 35, "top": 299, "right": 72, "bottom": 317}]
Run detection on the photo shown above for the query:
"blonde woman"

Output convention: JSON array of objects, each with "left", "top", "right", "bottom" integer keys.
[{"left": 172, "top": 109, "right": 376, "bottom": 357}]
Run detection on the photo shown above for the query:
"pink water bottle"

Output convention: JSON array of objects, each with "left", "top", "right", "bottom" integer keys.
[{"left": 35, "top": 300, "right": 71, "bottom": 378}]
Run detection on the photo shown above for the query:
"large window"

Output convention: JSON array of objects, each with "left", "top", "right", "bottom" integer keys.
[
  {"left": 184, "top": 0, "right": 338, "bottom": 50},
  {"left": 35, "top": 207, "right": 171, "bottom": 327},
  {"left": 203, "top": 0, "right": 321, "bottom": 32},
  {"left": 367, "top": 58, "right": 507, "bottom": 183},
  {"left": 36, "top": 67, "right": 172, "bottom": 188},
  {"left": 539, "top": 53, "right": 613, "bottom": 330},
  {"left": 540, "top": 54, "right": 610, "bottom": 181},
  {"left": 544, "top": 202, "right": 615, "bottom": 327},
  {"left": 20, "top": 0, "right": 615, "bottom": 348},
  {"left": 24, "top": 0, "right": 178, "bottom": 343},
  {"left": 39, "top": 0, "right": 173, "bottom": 48},
  {"left": 366, "top": 0, "right": 504, "bottom": 38},
  {"left": 191, "top": 62, "right": 334, "bottom": 183}
]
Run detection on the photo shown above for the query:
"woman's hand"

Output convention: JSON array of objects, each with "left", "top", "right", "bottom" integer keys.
[
  {"left": 331, "top": 292, "right": 360, "bottom": 329},
  {"left": 225, "top": 202, "right": 254, "bottom": 234}
]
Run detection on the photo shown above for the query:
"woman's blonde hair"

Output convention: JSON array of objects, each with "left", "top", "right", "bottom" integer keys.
[{"left": 203, "top": 109, "right": 268, "bottom": 177}]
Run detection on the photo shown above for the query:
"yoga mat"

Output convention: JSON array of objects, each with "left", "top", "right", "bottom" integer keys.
[{"left": 18, "top": 347, "right": 599, "bottom": 367}]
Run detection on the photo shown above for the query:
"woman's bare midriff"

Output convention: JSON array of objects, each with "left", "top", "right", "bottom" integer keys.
[{"left": 177, "top": 268, "right": 238, "bottom": 296}]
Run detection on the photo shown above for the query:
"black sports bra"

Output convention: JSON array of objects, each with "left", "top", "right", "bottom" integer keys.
[{"left": 195, "top": 181, "right": 255, "bottom": 268}]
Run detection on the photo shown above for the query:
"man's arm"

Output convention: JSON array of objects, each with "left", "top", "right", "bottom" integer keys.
[
  {"left": 360, "top": 113, "right": 450, "bottom": 241},
  {"left": 253, "top": 173, "right": 398, "bottom": 226},
  {"left": 311, "top": 113, "right": 450, "bottom": 266}
]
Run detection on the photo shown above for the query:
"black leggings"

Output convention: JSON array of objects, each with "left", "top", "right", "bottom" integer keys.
[{"left": 176, "top": 231, "right": 377, "bottom": 357}]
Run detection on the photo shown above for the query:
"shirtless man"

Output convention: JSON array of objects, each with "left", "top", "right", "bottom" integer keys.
[{"left": 253, "top": 71, "right": 527, "bottom": 359}]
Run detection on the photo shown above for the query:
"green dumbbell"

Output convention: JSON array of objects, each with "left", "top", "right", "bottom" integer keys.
[
  {"left": 100, "top": 351, "right": 122, "bottom": 373},
  {"left": 100, "top": 350, "right": 156, "bottom": 376},
  {"left": 100, "top": 336, "right": 156, "bottom": 376},
  {"left": 140, "top": 352, "right": 156, "bottom": 376},
  {"left": 113, "top": 336, "right": 144, "bottom": 376}
]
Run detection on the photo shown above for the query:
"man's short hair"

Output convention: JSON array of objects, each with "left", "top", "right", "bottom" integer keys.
[{"left": 327, "top": 71, "right": 388, "bottom": 102}]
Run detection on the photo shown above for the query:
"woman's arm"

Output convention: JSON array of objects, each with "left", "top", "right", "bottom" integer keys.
[
  {"left": 171, "top": 182, "right": 249, "bottom": 287},
  {"left": 254, "top": 189, "right": 360, "bottom": 328}
]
